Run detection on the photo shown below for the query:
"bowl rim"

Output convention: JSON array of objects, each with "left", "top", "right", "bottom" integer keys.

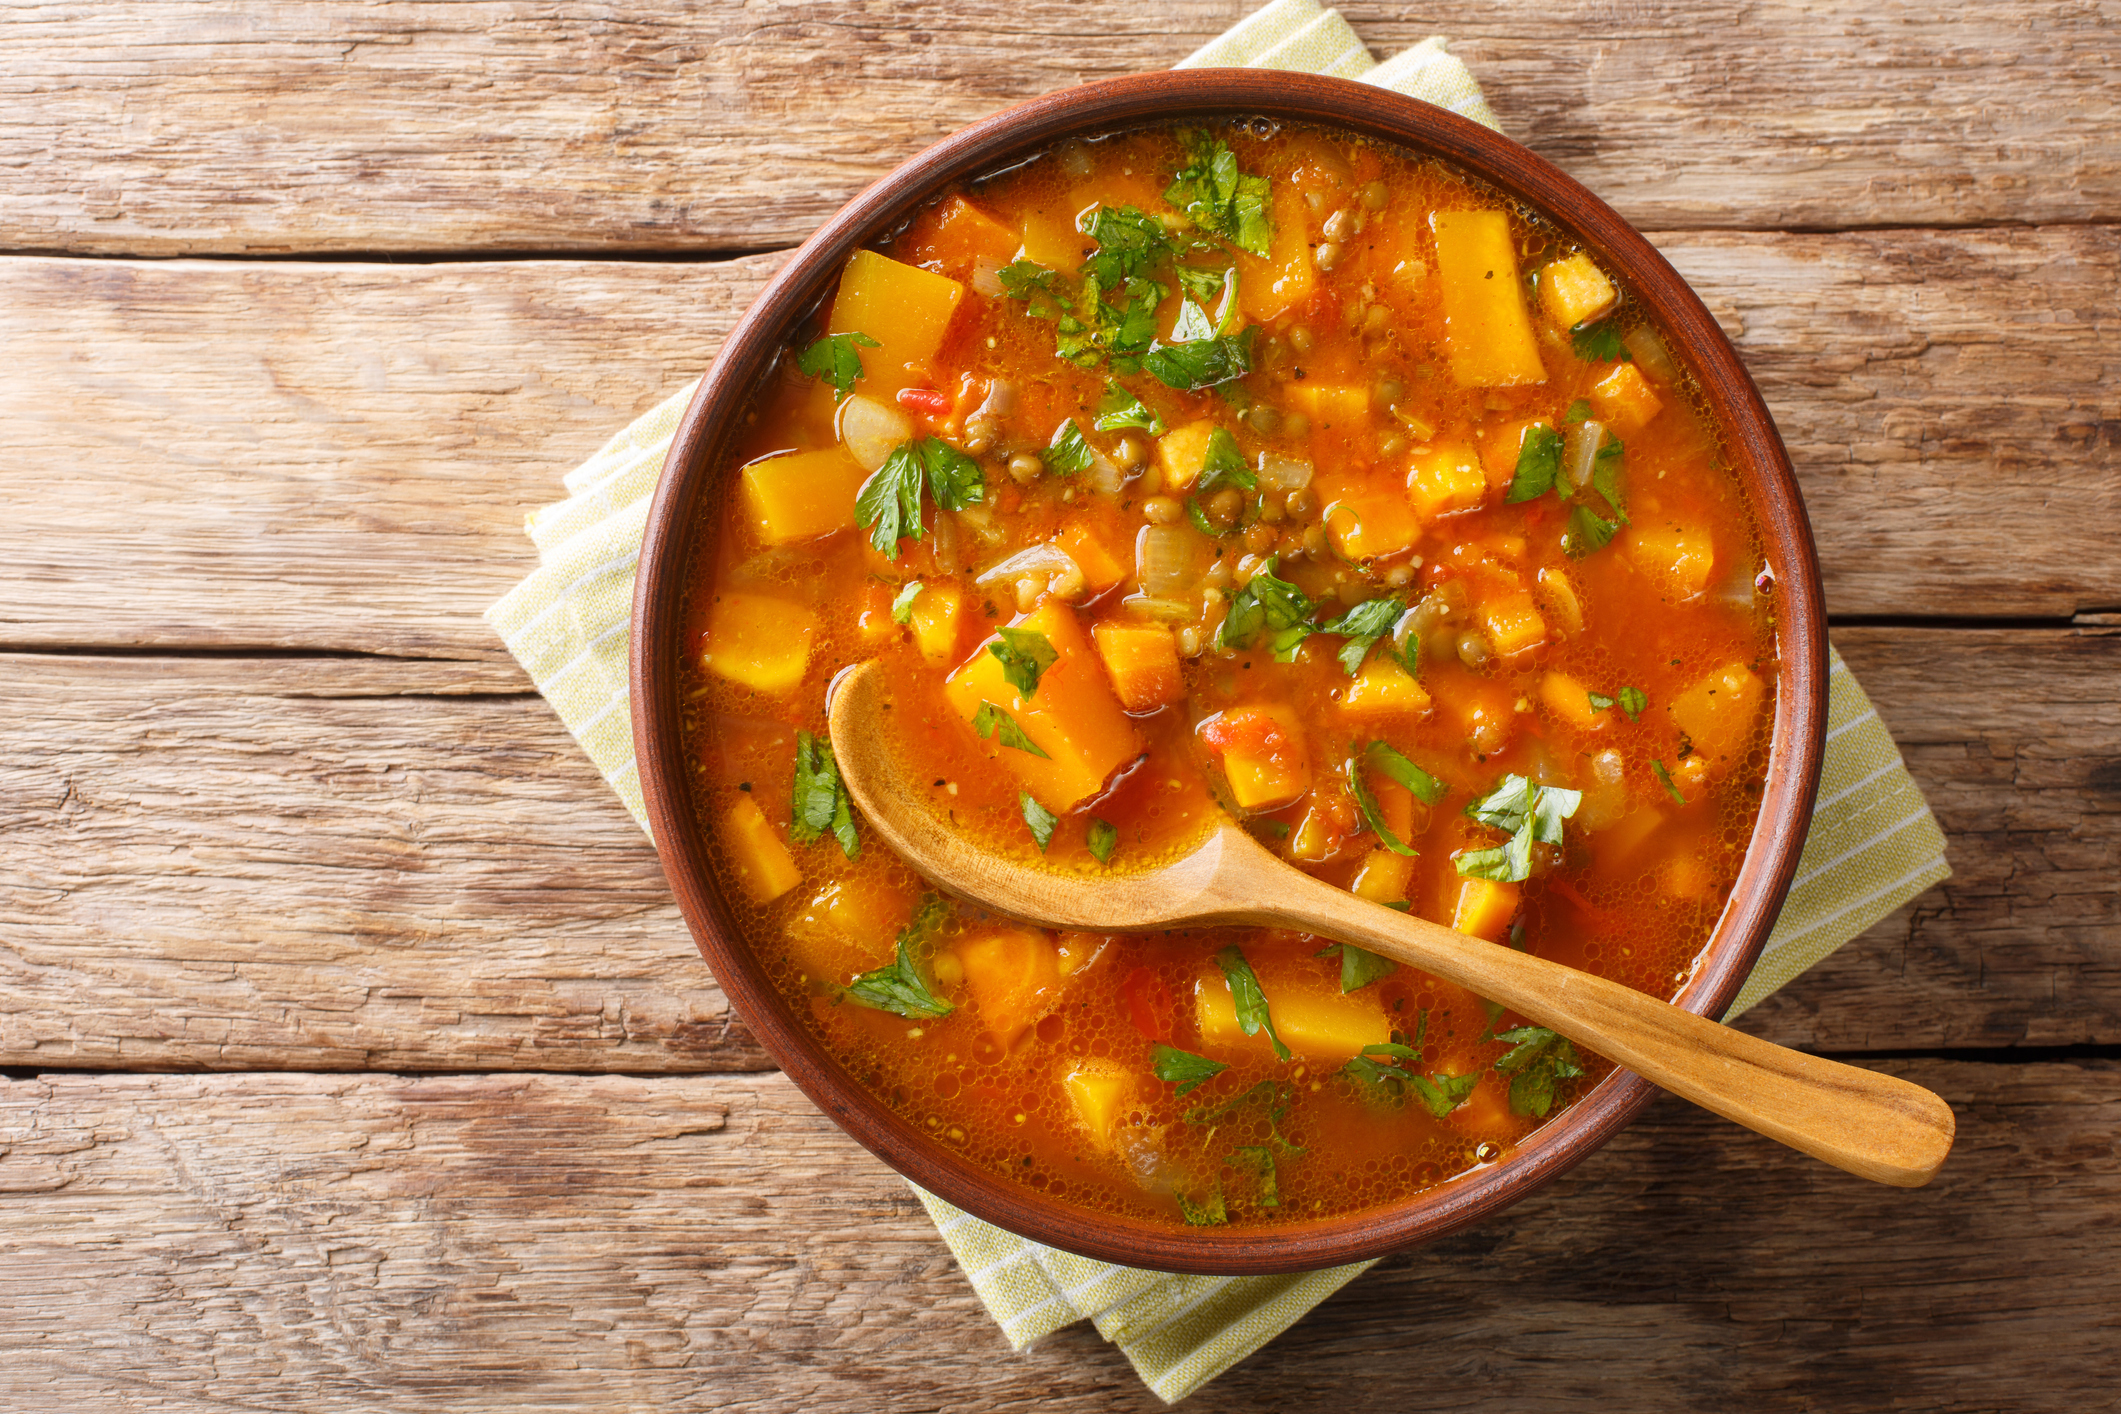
[{"left": 632, "top": 69, "right": 1828, "bottom": 1276}]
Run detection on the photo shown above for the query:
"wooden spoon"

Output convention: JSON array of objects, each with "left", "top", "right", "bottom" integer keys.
[{"left": 827, "top": 661, "right": 1954, "bottom": 1188}]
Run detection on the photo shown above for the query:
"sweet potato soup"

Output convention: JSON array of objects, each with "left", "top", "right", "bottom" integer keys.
[{"left": 681, "top": 120, "right": 1776, "bottom": 1228}]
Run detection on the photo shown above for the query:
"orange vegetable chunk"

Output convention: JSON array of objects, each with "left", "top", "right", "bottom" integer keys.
[
  {"left": 1590, "top": 361, "right": 1665, "bottom": 433},
  {"left": 929, "top": 194, "right": 1019, "bottom": 267},
  {"left": 739, "top": 446, "right": 869, "bottom": 547},
  {"left": 958, "top": 926, "right": 1061, "bottom": 1048},
  {"left": 1667, "top": 663, "right": 1766, "bottom": 775},
  {"left": 1235, "top": 182, "right": 1316, "bottom": 322},
  {"left": 1195, "top": 965, "right": 1388, "bottom": 1062},
  {"left": 1478, "top": 589, "right": 1548, "bottom": 658},
  {"left": 1092, "top": 619, "right": 1183, "bottom": 713},
  {"left": 1339, "top": 656, "right": 1433, "bottom": 720},
  {"left": 703, "top": 593, "right": 818, "bottom": 695},
  {"left": 906, "top": 581, "right": 964, "bottom": 666},
  {"left": 1198, "top": 703, "right": 1311, "bottom": 812},
  {"left": 1539, "top": 252, "right": 1618, "bottom": 330},
  {"left": 827, "top": 249, "right": 964, "bottom": 395},
  {"left": 1538, "top": 670, "right": 1610, "bottom": 732},
  {"left": 1450, "top": 877, "right": 1522, "bottom": 941},
  {"left": 723, "top": 796, "right": 801, "bottom": 904},
  {"left": 1062, "top": 1060, "right": 1139, "bottom": 1150},
  {"left": 1430, "top": 209, "right": 1547, "bottom": 387},
  {"left": 943, "top": 600, "right": 1144, "bottom": 812},
  {"left": 1154, "top": 419, "right": 1221, "bottom": 493},
  {"left": 1320, "top": 473, "right": 1422, "bottom": 561},
  {"left": 1626, "top": 518, "right": 1716, "bottom": 601},
  {"left": 1056, "top": 521, "right": 1128, "bottom": 595},
  {"left": 1406, "top": 442, "right": 1489, "bottom": 523}
]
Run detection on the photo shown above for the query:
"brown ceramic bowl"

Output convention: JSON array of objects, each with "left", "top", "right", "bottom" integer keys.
[{"left": 632, "top": 70, "right": 1827, "bottom": 1275}]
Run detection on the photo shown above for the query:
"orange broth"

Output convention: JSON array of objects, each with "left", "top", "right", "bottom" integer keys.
[{"left": 680, "top": 121, "right": 1777, "bottom": 1228}]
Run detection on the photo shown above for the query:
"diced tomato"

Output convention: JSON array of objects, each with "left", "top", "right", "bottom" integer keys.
[
  {"left": 896, "top": 386, "right": 951, "bottom": 417},
  {"left": 1197, "top": 706, "right": 1294, "bottom": 761},
  {"left": 1120, "top": 967, "right": 1175, "bottom": 1042}
]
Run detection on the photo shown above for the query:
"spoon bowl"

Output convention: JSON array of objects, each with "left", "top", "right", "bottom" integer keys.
[{"left": 828, "top": 661, "right": 1954, "bottom": 1189}]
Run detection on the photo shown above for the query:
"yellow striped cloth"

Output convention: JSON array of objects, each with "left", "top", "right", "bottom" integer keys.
[{"left": 485, "top": 1, "right": 1949, "bottom": 1399}]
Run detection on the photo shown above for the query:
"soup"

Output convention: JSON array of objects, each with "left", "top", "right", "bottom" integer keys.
[{"left": 680, "top": 120, "right": 1775, "bottom": 1228}]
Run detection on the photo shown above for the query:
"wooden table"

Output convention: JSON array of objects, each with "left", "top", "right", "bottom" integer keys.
[{"left": 3, "top": 4, "right": 2115, "bottom": 1408}]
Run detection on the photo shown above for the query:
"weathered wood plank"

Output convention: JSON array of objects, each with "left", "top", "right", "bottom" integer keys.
[
  {"left": 0, "top": 1061, "right": 2111, "bottom": 1411},
  {"left": 3, "top": 227, "right": 2116, "bottom": 660},
  {"left": 3, "top": 1, "right": 2116, "bottom": 256},
  {"left": 2, "top": 627, "right": 2113, "bottom": 1073}
]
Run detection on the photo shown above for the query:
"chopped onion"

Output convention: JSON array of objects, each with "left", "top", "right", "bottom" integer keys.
[
  {"left": 1135, "top": 524, "right": 1207, "bottom": 599},
  {"left": 951, "top": 503, "right": 1006, "bottom": 547},
  {"left": 1623, "top": 325, "right": 1681, "bottom": 386},
  {"left": 1535, "top": 567, "right": 1586, "bottom": 637},
  {"left": 1563, "top": 420, "right": 1608, "bottom": 491},
  {"left": 974, "top": 542, "right": 1080, "bottom": 592},
  {"left": 1255, "top": 452, "right": 1314, "bottom": 492},
  {"left": 835, "top": 394, "right": 912, "bottom": 473},
  {"left": 1121, "top": 596, "right": 1194, "bottom": 623},
  {"left": 1087, "top": 446, "right": 1126, "bottom": 496},
  {"left": 971, "top": 377, "right": 1017, "bottom": 421},
  {"left": 971, "top": 257, "right": 1007, "bottom": 299},
  {"left": 931, "top": 510, "right": 961, "bottom": 576}
]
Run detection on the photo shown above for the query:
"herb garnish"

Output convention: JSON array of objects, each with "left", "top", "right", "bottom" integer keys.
[
  {"left": 1231, "top": 1145, "right": 1281, "bottom": 1207},
  {"left": 1455, "top": 773, "right": 1582, "bottom": 883},
  {"left": 1164, "top": 129, "right": 1272, "bottom": 258},
  {"left": 987, "top": 626, "right": 1057, "bottom": 699},
  {"left": 1215, "top": 946, "right": 1292, "bottom": 1062},
  {"left": 1019, "top": 791, "right": 1060, "bottom": 851},
  {"left": 1176, "top": 1186, "right": 1228, "bottom": 1226},
  {"left": 1041, "top": 418, "right": 1095, "bottom": 476},
  {"left": 1563, "top": 398, "right": 1593, "bottom": 424},
  {"left": 796, "top": 330, "right": 881, "bottom": 400},
  {"left": 789, "top": 730, "right": 858, "bottom": 859},
  {"left": 1153, "top": 1042, "right": 1228, "bottom": 1097},
  {"left": 1571, "top": 320, "right": 1631, "bottom": 364},
  {"left": 1652, "top": 759, "right": 1688, "bottom": 805},
  {"left": 1562, "top": 503, "right": 1622, "bottom": 559},
  {"left": 1317, "top": 941, "right": 1398, "bottom": 993},
  {"left": 845, "top": 894, "right": 953, "bottom": 1019},
  {"left": 854, "top": 438, "right": 986, "bottom": 558},
  {"left": 1616, "top": 686, "right": 1648, "bottom": 720},
  {"left": 1184, "top": 1079, "right": 1304, "bottom": 1154},
  {"left": 1086, "top": 817, "right": 1119, "bottom": 863},
  {"left": 889, "top": 580, "right": 923, "bottom": 625},
  {"left": 1317, "top": 596, "right": 1406, "bottom": 675},
  {"left": 1215, "top": 556, "right": 1315, "bottom": 651},
  {"left": 972, "top": 702, "right": 1051, "bottom": 759},
  {"left": 1504, "top": 424, "right": 1564, "bottom": 503},
  {"left": 1093, "top": 379, "right": 1165, "bottom": 436},
  {"left": 1144, "top": 320, "right": 1255, "bottom": 391},
  {"left": 1193, "top": 426, "right": 1256, "bottom": 496},
  {"left": 1492, "top": 1025, "right": 1585, "bottom": 1117}
]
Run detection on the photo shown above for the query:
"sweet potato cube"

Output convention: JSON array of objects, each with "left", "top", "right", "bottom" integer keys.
[
  {"left": 1235, "top": 182, "right": 1316, "bottom": 323},
  {"left": 1092, "top": 620, "right": 1183, "bottom": 713},
  {"left": 959, "top": 926, "right": 1060, "bottom": 1048},
  {"left": 930, "top": 194, "right": 1019, "bottom": 268},
  {"left": 1451, "top": 877, "right": 1522, "bottom": 942},
  {"left": 1320, "top": 475, "right": 1422, "bottom": 561},
  {"left": 1055, "top": 521, "right": 1128, "bottom": 595},
  {"left": 1195, "top": 968, "right": 1388, "bottom": 1062},
  {"left": 1339, "top": 656, "right": 1433, "bottom": 720},
  {"left": 827, "top": 250, "right": 964, "bottom": 395},
  {"left": 1540, "top": 252, "right": 1618, "bottom": 330},
  {"left": 1406, "top": 442, "right": 1489, "bottom": 522},
  {"left": 855, "top": 582, "right": 899, "bottom": 648},
  {"left": 784, "top": 874, "right": 916, "bottom": 980},
  {"left": 1538, "top": 670, "right": 1610, "bottom": 732},
  {"left": 1626, "top": 518, "right": 1715, "bottom": 600},
  {"left": 943, "top": 600, "right": 1143, "bottom": 811},
  {"left": 1430, "top": 209, "right": 1547, "bottom": 387},
  {"left": 907, "top": 581, "right": 963, "bottom": 666},
  {"left": 1063, "top": 1061, "right": 1138, "bottom": 1150},
  {"left": 723, "top": 796, "right": 801, "bottom": 904},
  {"left": 1478, "top": 419, "right": 1554, "bottom": 497},
  {"left": 1153, "top": 419, "right": 1220, "bottom": 494},
  {"left": 1351, "top": 848, "right": 1415, "bottom": 904},
  {"left": 1288, "top": 382, "right": 1370, "bottom": 456},
  {"left": 739, "top": 446, "right": 869, "bottom": 547},
  {"left": 1478, "top": 589, "right": 1548, "bottom": 658},
  {"left": 1668, "top": 663, "right": 1766, "bottom": 775},
  {"left": 1590, "top": 360, "right": 1665, "bottom": 433},
  {"left": 1198, "top": 703, "right": 1311, "bottom": 812},
  {"left": 703, "top": 593, "right": 818, "bottom": 695},
  {"left": 1018, "top": 206, "right": 1094, "bottom": 272}
]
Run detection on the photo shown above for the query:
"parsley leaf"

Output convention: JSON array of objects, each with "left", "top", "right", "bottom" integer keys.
[
  {"left": 1164, "top": 129, "right": 1272, "bottom": 258},
  {"left": 1505, "top": 424, "right": 1564, "bottom": 503},
  {"left": 1317, "top": 597, "right": 1405, "bottom": 676},
  {"left": 796, "top": 330, "right": 880, "bottom": 400},
  {"left": 1093, "top": 379, "right": 1165, "bottom": 436},
  {"left": 1616, "top": 686, "right": 1648, "bottom": 720},
  {"left": 1586, "top": 690, "right": 1615, "bottom": 712},
  {"left": 845, "top": 895, "right": 953, "bottom": 1019},
  {"left": 1408, "top": 1070, "right": 1481, "bottom": 1119},
  {"left": 1079, "top": 204, "right": 1178, "bottom": 285},
  {"left": 1175, "top": 261, "right": 1233, "bottom": 306},
  {"left": 890, "top": 580, "right": 923, "bottom": 625},
  {"left": 789, "top": 730, "right": 859, "bottom": 859},
  {"left": 1572, "top": 320, "right": 1632, "bottom": 364},
  {"left": 1348, "top": 747, "right": 1418, "bottom": 860},
  {"left": 1215, "top": 556, "right": 1315, "bottom": 651},
  {"left": 1194, "top": 426, "right": 1256, "bottom": 495},
  {"left": 997, "top": 259, "right": 1066, "bottom": 318},
  {"left": 1086, "top": 817, "right": 1119, "bottom": 863},
  {"left": 1326, "top": 942, "right": 1398, "bottom": 993},
  {"left": 1169, "top": 297, "right": 1218, "bottom": 344},
  {"left": 921, "top": 437, "right": 985, "bottom": 512},
  {"left": 1591, "top": 435, "right": 1628, "bottom": 521},
  {"left": 987, "top": 627, "right": 1057, "bottom": 699},
  {"left": 1367, "top": 741, "right": 1448, "bottom": 806},
  {"left": 1215, "top": 945, "right": 1292, "bottom": 1062},
  {"left": 1176, "top": 1185, "right": 1228, "bottom": 1226},
  {"left": 1456, "top": 774, "right": 1582, "bottom": 883},
  {"left": 1563, "top": 398, "right": 1593, "bottom": 424},
  {"left": 1653, "top": 759, "right": 1688, "bottom": 805},
  {"left": 1231, "top": 1144, "right": 1281, "bottom": 1207},
  {"left": 1019, "top": 790, "right": 1060, "bottom": 851},
  {"left": 1041, "top": 418, "right": 1094, "bottom": 476},
  {"left": 1153, "top": 1042, "right": 1228, "bottom": 1097},
  {"left": 1184, "top": 495, "right": 1218, "bottom": 537},
  {"left": 1185, "top": 1079, "right": 1305, "bottom": 1154},
  {"left": 1144, "top": 327, "right": 1254, "bottom": 391},
  {"left": 1562, "top": 502, "right": 1621, "bottom": 559},
  {"left": 854, "top": 443, "right": 926, "bottom": 558},
  {"left": 1492, "top": 1025, "right": 1585, "bottom": 1118},
  {"left": 972, "top": 702, "right": 1051, "bottom": 759}
]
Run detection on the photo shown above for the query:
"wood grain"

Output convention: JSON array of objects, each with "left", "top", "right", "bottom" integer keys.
[
  {"left": 3, "top": 226, "right": 2116, "bottom": 662},
  {"left": 0, "top": 1060, "right": 2111, "bottom": 1412},
  {"left": 2, "top": 626, "right": 2112, "bottom": 1075},
  {"left": 3, "top": 1, "right": 2115, "bottom": 257}
]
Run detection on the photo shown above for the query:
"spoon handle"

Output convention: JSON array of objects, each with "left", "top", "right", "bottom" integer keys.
[{"left": 1251, "top": 870, "right": 1955, "bottom": 1187}]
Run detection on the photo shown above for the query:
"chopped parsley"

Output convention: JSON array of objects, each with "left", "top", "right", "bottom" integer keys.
[
  {"left": 1184, "top": 1079, "right": 1304, "bottom": 1154},
  {"left": 854, "top": 438, "right": 986, "bottom": 558},
  {"left": 1572, "top": 319, "right": 1632, "bottom": 364},
  {"left": 1504, "top": 424, "right": 1564, "bottom": 503},
  {"left": 1164, "top": 129, "right": 1272, "bottom": 258},
  {"left": 1616, "top": 686, "right": 1648, "bottom": 720},
  {"left": 1093, "top": 379, "right": 1165, "bottom": 436},
  {"left": 1351, "top": 739, "right": 1448, "bottom": 855},
  {"left": 1587, "top": 690, "right": 1615, "bottom": 711},
  {"left": 1041, "top": 418, "right": 1094, "bottom": 476},
  {"left": 971, "top": 702, "right": 1050, "bottom": 758},
  {"left": 795, "top": 329, "right": 880, "bottom": 400},
  {"left": 1176, "top": 1185, "right": 1228, "bottom": 1226},
  {"left": 1019, "top": 790, "right": 1060, "bottom": 851},
  {"left": 1562, "top": 503, "right": 1622, "bottom": 559},
  {"left": 1144, "top": 324, "right": 1255, "bottom": 391},
  {"left": 1193, "top": 426, "right": 1256, "bottom": 496},
  {"left": 1184, "top": 495, "right": 1218, "bottom": 537},
  {"left": 1652, "top": 758, "right": 1688, "bottom": 805},
  {"left": 1563, "top": 398, "right": 1593, "bottom": 424},
  {"left": 1086, "top": 817, "right": 1119, "bottom": 864},
  {"left": 1216, "top": 945, "right": 1292, "bottom": 1062},
  {"left": 1153, "top": 1042, "right": 1228, "bottom": 1097},
  {"left": 889, "top": 580, "right": 923, "bottom": 625},
  {"left": 1316, "top": 596, "right": 1406, "bottom": 675},
  {"left": 789, "top": 730, "right": 858, "bottom": 859},
  {"left": 1215, "top": 556, "right": 1315, "bottom": 651},
  {"left": 1318, "top": 941, "right": 1398, "bottom": 993},
  {"left": 987, "top": 626, "right": 1057, "bottom": 699},
  {"left": 1348, "top": 747, "right": 1418, "bottom": 860},
  {"left": 844, "top": 895, "right": 953, "bottom": 1019},
  {"left": 1455, "top": 773, "right": 1582, "bottom": 883},
  {"left": 921, "top": 437, "right": 985, "bottom": 511},
  {"left": 1591, "top": 435, "right": 1629, "bottom": 519},
  {"left": 1231, "top": 1145, "right": 1281, "bottom": 1207},
  {"left": 1492, "top": 1025, "right": 1585, "bottom": 1118}
]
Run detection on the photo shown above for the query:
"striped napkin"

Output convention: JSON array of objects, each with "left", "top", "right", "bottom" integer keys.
[{"left": 485, "top": 1, "right": 1949, "bottom": 1399}]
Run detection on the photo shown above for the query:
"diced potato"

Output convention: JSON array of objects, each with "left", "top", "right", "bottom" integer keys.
[
  {"left": 1406, "top": 442, "right": 1489, "bottom": 522},
  {"left": 1092, "top": 619, "right": 1183, "bottom": 713},
  {"left": 1063, "top": 1061, "right": 1138, "bottom": 1151},
  {"left": 1055, "top": 521, "right": 1128, "bottom": 595},
  {"left": 1538, "top": 670, "right": 1609, "bottom": 732},
  {"left": 1320, "top": 475, "right": 1422, "bottom": 561},
  {"left": 1339, "top": 656, "right": 1434, "bottom": 720},
  {"left": 907, "top": 581, "right": 963, "bottom": 666},
  {"left": 1198, "top": 703, "right": 1311, "bottom": 812},
  {"left": 1018, "top": 206, "right": 1094, "bottom": 272},
  {"left": 1287, "top": 383, "right": 1370, "bottom": 453},
  {"left": 784, "top": 874, "right": 915, "bottom": 980},
  {"left": 1478, "top": 589, "right": 1548, "bottom": 658},
  {"left": 1430, "top": 209, "right": 1547, "bottom": 387},
  {"left": 739, "top": 446, "right": 870, "bottom": 547},
  {"left": 1590, "top": 360, "right": 1665, "bottom": 433},
  {"left": 1154, "top": 419, "right": 1220, "bottom": 493},
  {"left": 826, "top": 250, "right": 964, "bottom": 395},
  {"left": 930, "top": 194, "right": 1019, "bottom": 268},
  {"left": 1626, "top": 519, "right": 1715, "bottom": 601},
  {"left": 1351, "top": 848, "right": 1415, "bottom": 903},
  {"left": 1195, "top": 967, "right": 1388, "bottom": 1062},
  {"left": 703, "top": 593, "right": 818, "bottom": 695},
  {"left": 1450, "top": 877, "right": 1521, "bottom": 942},
  {"left": 1668, "top": 663, "right": 1766, "bottom": 774},
  {"left": 943, "top": 600, "right": 1144, "bottom": 811},
  {"left": 958, "top": 926, "right": 1061, "bottom": 1048},
  {"left": 1540, "top": 252, "right": 1618, "bottom": 330},
  {"left": 723, "top": 796, "right": 801, "bottom": 904},
  {"left": 1235, "top": 182, "right": 1316, "bottom": 323}
]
